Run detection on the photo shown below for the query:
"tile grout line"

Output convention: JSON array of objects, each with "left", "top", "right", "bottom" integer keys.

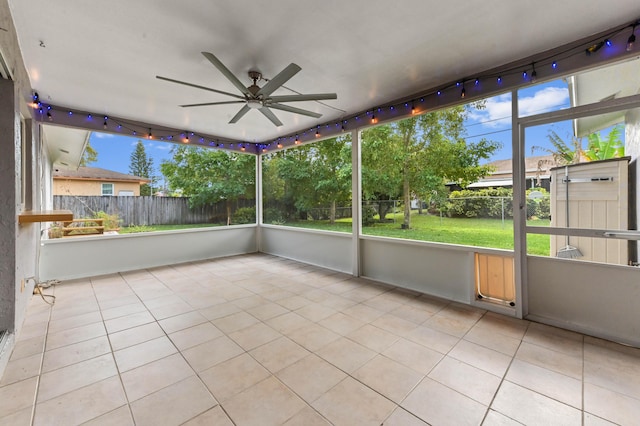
[{"left": 30, "top": 283, "right": 56, "bottom": 426}]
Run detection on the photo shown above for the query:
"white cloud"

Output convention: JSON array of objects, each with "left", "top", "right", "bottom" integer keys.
[
  {"left": 467, "top": 86, "right": 569, "bottom": 129},
  {"left": 519, "top": 86, "right": 569, "bottom": 116},
  {"left": 153, "top": 144, "right": 173, "bottom": 151},
  {"left": 92, "top": 132, "right": 115, "bottom": 139}
]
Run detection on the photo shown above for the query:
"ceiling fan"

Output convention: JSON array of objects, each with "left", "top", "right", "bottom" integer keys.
[{"left": 157, "top": 52, "right": 337, "bottom": 127}]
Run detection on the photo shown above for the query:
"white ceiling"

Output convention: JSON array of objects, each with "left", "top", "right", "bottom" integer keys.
[{"left": 7, "top": 1, "right": 640, "bottom": 144}]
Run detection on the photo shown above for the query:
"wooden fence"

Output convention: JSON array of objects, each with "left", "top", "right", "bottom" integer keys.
[{"left": 53, "top": 196, "right": 255, "bottom": 227}]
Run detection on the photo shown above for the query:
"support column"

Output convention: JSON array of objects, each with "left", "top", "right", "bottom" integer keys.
[
  {"left": 511, "top": 90, "right": 528, "bottom": 318},
  {"left": 255, "top": 154, "right": 263, "bottom": 252},
  {"left": 351, "top": 129, "right": 361, "bottom": 277},
  {"left": 625, "top": 108, "right": 640, "bottom": 264}
]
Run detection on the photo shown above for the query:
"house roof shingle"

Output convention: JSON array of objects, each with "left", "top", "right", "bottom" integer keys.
[{"left": 53, "top": 167, "right": 149, "bottom": 183}]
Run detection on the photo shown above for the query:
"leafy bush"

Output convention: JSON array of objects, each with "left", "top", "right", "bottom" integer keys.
[
  {"left": 94, "top": 211, "right": 121, "bottom": 230},
  {"left": 264, "top": 207, "right": 286, "bottom": 225},
  {"left": 362, "top": 205, "right": 378, "bottom": 226},
  {"left": 48, "top": 222, "right": 63, "bottom": 239},
  {"left": 445, "top": 187, "right": 550, "bottom": 219},
  {"left": 526, "top": 188, "right": 550, "bottom": 219},
  {"left": 232, "top": 207, "right": 256, "bottom": 224},
  {"left": 446, "top": 188, "right": 513, "bottom": 219}
]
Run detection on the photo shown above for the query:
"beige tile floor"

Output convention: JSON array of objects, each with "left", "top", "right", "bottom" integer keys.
[{"left": 1, "top": 253, "right": 639, "bottom": 425}]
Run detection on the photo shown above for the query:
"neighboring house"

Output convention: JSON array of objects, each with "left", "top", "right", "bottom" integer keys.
[
  {"left": 465, "top": 155, "right": 559, "bottom": 191},
  {"left": 53, "top": 167, "right": 150, "bottom": 196}
]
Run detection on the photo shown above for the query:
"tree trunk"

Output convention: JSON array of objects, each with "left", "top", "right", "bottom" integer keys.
[
  {"left": 378, "top": 201, "right": 391, "bottom": 222},
  {"left": 403, "top": 163, "right": 411, "bottom": 229},
  {"left": 226, "top": 200, "right": 231, "bottom": 226},
  {"left": 329, "top": 200, "right": 336, "bottom": 224}
]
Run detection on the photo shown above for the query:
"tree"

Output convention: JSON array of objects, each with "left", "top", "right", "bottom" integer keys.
[
  {"left": 363, "top": 104, "right": 500, "bottom": 229},
  {"left": 361, "top": 125, "right": 403, "bottom": 221},
  {"left": 129, "top": 140, "right": 154, "bottom": 196},
  {"left": 80, "top": 141, "right": 98, "bottom": 166},
  {"left": 584, "top": 125, "right": 624, "bottom": 161},
  {"left": 309, "top": 137, "right": 352, "bottom": 223},
  {"left": 532, "top": 124, "right": 624, "bottom": 165},
  {"left": 264, "top": 137, "right": 352, "bottom": 224},
  {"left": 160, "top": 146, "right": 255, "bottom": 225},
  {"left": 531, "top": 130, "right": 583, "bottom": 165}
]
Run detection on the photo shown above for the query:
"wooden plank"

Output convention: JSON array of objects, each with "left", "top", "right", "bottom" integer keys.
[
  {"left": 63, "top": 218, "right": 104, "bottom": 227},
  {"left": 19, "top": 210, "right": 73, "bottom": 224}
]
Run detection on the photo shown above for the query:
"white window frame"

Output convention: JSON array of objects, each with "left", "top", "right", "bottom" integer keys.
[{"left": 101, "top": 183, "right": 114, "bottom": 196}]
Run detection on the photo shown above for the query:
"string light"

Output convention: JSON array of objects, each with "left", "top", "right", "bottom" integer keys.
[
  {"left": 585, "top": 41, "right": 604, "bottom": 55},
  {"left": 31, "top": 19, "right": 637, "bottom": 156},
  {"left": 628, "top": 24, "right": 637, "bottom": 51},
  {"left": 530, "top": 63, "right": 537, "bottom": 82}
]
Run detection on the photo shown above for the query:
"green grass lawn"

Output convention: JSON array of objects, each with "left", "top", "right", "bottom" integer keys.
[
  {"left": 118, "top": 212, "right": 551, "bottom": 256},
  {"left": 282, "top": 212, "right": 550, "bottom": 256}
]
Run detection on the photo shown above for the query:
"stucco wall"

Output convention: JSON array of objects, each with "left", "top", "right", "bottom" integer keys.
[
  {"left": 0, "top": 0, "right": 42, "bottom": 377},
  {"left": 54, "top": 179, "right": 141, "bottom": 196}
]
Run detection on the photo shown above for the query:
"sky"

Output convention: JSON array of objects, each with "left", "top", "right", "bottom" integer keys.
[{"left": 88, "top": 77, "right": 612, "bottom": 176}]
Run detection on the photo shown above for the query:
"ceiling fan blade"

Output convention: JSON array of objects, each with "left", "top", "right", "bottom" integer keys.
[
  {"left": 180, "top": 100, "right": 245, "bottom": 108},
  {"left": 156, "top": 76, "right": 244, "bottom": 99},
  {"left": 268, "top": 93, "right": 337, "bottom": 103},
  {"left": 259, "top": 107, "right": 283, "bottom": 127},
  {"left": 269, "top": 103, "right": 322, "bottom": 119},
  {"left": 202, "top": 52, "right": 251, "bottom": 97},
  {"left": 229, "top": 104, "right": 251, "bottom": 124},
  {"left": 256, "top": 63, "right": 301, "bottom": 97}
]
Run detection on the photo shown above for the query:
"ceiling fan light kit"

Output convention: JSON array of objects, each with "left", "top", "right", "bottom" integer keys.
[{"left": 157, "top": 52, "right": 337, "bottom": 127}]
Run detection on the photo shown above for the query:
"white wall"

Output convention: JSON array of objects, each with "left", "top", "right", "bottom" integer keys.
[
  {"left": 360, "top": 236, "right": 474, "bottom": 303},
  {"left": 260, "top": 225, "right": 352, "bottom": 274},
  {"left": 527, "top": 255, "right": 640, "bottom": 347},
  {"left": 0, "top": 0, "right": 43, "bottom": 378},
  {"left": 39, "top": 226, "right": 257, "bottom": 281}
]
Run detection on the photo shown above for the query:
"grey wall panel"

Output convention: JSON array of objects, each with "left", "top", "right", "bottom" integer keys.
[
  {"left": 527, "top": 256, "right": 640, "bottom": 347},
  {"left": 39, "top": 226, "right": 257, "bottom": 281},
  {"left": 360, "top": 237, "right": 472, "bottom": 303},
  {"left": 260, "top": 226, "right": 352, "bottom": 274}
]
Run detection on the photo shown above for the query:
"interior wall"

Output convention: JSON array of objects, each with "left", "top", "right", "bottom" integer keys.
[
  {"left": 260, "top": 226, "right": 352, "bottom": 274},
  {"left": 0, "top": 0, "right": 40, "bottom": 378},
  {"left": 527, "top": 256, "right": 640, "bottom": 347},
  {"left": 39, "top": 226, "right": 257, "bottom": 281}
]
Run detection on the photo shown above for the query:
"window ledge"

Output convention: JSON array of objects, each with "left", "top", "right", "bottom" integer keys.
[{"left": 18, "top": 210, "right": 73, "bottom": 224}]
